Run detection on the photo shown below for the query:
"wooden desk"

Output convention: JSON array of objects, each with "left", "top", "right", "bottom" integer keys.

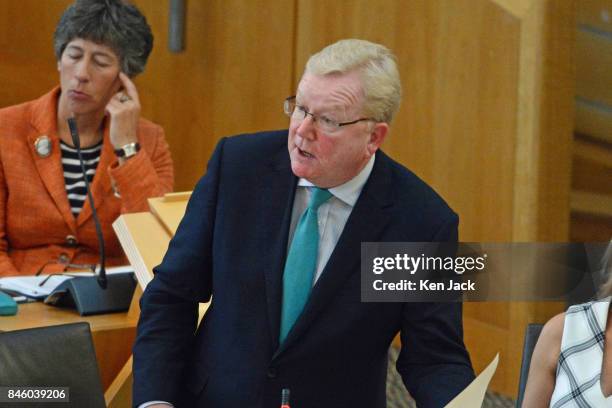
[{"left": 0, "top": 301, "right": 138, "bottom": 391}]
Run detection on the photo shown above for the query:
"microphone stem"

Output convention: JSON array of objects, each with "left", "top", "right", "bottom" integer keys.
[{"left": 67, "top": 118, "right": 107, "bottom": 289}]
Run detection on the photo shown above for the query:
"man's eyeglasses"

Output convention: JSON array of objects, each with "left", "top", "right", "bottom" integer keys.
[{"left": 283, "top": 96, "right": 374, "bottom": 134}]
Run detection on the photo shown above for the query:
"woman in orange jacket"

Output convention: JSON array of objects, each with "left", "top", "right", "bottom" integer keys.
[{"left": 0, "top": 0, "right": 173, "bottom": 276}]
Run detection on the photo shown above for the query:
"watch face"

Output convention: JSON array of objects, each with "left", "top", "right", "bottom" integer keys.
[
  {"left": 124, "top": 145, "right": 137, "bottom": 157},
  {"left": 115, "top": 143, "right": 140, "bottom": 158}
]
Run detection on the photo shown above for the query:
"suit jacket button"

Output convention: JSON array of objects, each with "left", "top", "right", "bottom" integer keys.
[
  {"left": 65, "top": 235, "right": 78, "bottom": 247},
  {"left": 58, "top": 253, "right": 70, "bottom": 264},
  {"left": 267, "top": 367, "right": 277, "bottom": 379}
]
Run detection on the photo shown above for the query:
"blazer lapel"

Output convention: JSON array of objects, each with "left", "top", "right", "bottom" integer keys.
[
  {"left": 76, "top": 124, "right": 114, "bottom": 227},
  {"left": 274, "top": 153, "right": 394, "bottom": 357},
  {"left": 259, "top": 148, "right": 297, "bottom": 352},
  {"left": 28, "top": 88, "right": 76, "bottom": 233}
]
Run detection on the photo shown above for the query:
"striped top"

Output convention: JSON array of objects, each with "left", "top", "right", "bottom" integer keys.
[
  {"left": 60, "top": 141, "right": 103, "bottom": 216},
  {"left": 550, "top": 296, "right": 612, "bottom": 407}
]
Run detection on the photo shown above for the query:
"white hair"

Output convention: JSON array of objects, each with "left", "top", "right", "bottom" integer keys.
[{"left": 304, "top": 39, "right": 402, "bottom": 124}]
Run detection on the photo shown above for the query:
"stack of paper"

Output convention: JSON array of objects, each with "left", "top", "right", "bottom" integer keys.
[
  {"left": 113, "top": 192, "right": 190, "bottom": 290},
  {"left": 444, "top": 353, "right": 499, "bottom": 408},
  {"left": 112, "top": 212, "right": 172, "bottom": 289}
]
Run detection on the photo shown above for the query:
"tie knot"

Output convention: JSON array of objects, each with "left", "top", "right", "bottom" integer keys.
[{"left": 308, "top": 187, "right": 332, "bottom": 210}]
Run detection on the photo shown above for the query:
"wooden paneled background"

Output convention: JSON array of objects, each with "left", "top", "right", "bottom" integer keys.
[
  {"left": 572, "top": 0, "right": 612, "bottom": 243},
  {"left": 0, "top": 0, "right": 294, "bottom": 191},
  {"left": 1, "top": 0, "right": 610, "bottom": 399}
]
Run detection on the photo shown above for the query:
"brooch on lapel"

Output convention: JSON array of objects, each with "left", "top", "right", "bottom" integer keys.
[{"left": 34, "top": 135, "right": 52, "bottom": 158}]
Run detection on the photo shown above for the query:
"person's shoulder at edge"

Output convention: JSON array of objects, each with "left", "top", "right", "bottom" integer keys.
[{"left": 521, "top": 311, "right": 565, "bottom": 407}]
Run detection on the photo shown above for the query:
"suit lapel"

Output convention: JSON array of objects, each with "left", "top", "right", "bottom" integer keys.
[
  {"left": 28, "top": 88, "right": 76, "bottom": 233},
  {"left": 274, "top": 153, "right": 394, "bottom": 358},
  {"left": 76, "top": 124, "right": 114, "bottom": 227},
  {"left": 259, "top": 148, "right": 297, "bottom": 352}
]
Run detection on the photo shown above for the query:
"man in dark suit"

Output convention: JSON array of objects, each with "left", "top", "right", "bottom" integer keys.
[{"left": 133, "top": 39, "right": 474, "bottom": 408}]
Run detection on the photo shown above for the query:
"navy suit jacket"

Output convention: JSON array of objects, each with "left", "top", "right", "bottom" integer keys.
[{"left": 133, "top": 130, "right": 474, "bottom": 407}]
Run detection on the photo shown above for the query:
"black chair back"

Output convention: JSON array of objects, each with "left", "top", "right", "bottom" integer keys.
[
  {"left": 516, "top": 323, "right": 544, "bottom": 408},
  {"left": 0, "top": 322, "right": 106, "bottom": 407}
]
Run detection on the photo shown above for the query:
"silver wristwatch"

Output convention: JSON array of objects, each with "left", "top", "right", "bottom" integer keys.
[{"left": 114, "top": 142, "right": 141, "bottom": 158}]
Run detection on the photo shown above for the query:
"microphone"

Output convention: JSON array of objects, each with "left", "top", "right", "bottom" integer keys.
[
  {"left": 280, "top": 388, "right": 290, "bottom": 408},
  {"left": 67, "top": 117, "right": 107, "bottom": 288},
  {"left": 43, "top": 118, "right": 136, "bottom": 315}
]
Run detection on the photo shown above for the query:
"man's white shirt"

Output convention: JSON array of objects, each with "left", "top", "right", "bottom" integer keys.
[{"left": 289, "top": 154, "right": 375, "bottom": 285}]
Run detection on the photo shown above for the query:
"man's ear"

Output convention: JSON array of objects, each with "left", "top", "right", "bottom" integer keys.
[
  {"left": 57, "top": 61, "right": 61, "bottom": 72},
  {"left": 366, "top": 122, "right": 389, "bottom": 156}
]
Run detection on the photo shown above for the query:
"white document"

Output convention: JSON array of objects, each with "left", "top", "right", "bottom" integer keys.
[
  {"left": 444, "top": 353, "right": 500, "bottom": 408},
  {"left": 0, "top": 266, "right": 134, "bottom": 299}
]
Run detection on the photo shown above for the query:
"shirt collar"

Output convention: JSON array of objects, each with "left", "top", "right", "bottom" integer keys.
[{"left": 297, "top": 154, "right": 376, "bottom": 207}]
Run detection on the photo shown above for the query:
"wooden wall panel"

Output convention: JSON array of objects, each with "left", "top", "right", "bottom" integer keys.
[
  {"left": 572, "top": 1, "right": 612, "bottom": 245},
  {"left": 577, "top": 0, "right": 612, "bottom": 32},
  {"left": 575, "top": 28, "right": 612, "bottom": 107},
  {"left": 296, "top": 0, "right": 521, "bottom": 242},
  {"left": 575, "top": 100, "right": 612, "bottom": 144},
  {"left": 296, "top": 0, "right": 574, "bottom": 397},
  {"left": 0, "top": 1, "right": 70, "bottom": 105},
  {"left": 131, "top": 0, "right": 295, "bottom": 190},
  {"left": 574, "top": 1, "right": 612, "bottom": 147},
  {"left": 572, "top": 138, "right": 612, "bottom": 195},
  {"left": 571, "top": 213, "right": 612, "bottom": 242},
  {"left": 533, "top": 0, "right": 575, "bottom": 241}
]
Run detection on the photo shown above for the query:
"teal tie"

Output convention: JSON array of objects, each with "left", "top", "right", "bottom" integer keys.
[{"left": 279, "top": 187, "right": 333, "bottom": 343}]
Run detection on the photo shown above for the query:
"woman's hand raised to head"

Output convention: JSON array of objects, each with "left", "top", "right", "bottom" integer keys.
[{"left": 106, "top": 72, "right": 141, "bottom": 149}]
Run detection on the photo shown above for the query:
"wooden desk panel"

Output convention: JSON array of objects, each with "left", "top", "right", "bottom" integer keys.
[{"left": 0, "top": 302, "right": 137, "bottom": 390}]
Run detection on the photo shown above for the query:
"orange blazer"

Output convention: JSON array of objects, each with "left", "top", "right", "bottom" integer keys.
[{"left": 0, "top": 87, "right": 174, "bottom": 276}]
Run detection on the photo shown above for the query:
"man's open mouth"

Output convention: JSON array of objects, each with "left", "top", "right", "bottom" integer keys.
[{"left": 298, "top": 147, "right": 314, "bottom": 158}]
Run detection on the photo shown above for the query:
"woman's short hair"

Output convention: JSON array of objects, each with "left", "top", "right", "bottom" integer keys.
[
  {"left": 53, "top": 0, "right": 153, "bottom": 77},
  {"left": 598, "top": 241, "right": 612, "bottom": 298},
  {"left": 304, "top": 39, "right": 402, "bottom": 124}
]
